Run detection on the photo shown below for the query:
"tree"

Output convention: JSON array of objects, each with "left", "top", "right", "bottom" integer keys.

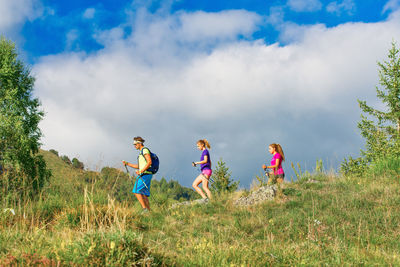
[
  {"left": 358, "top": 42, "right": 400, "bottom": 161},
  {"left": 72, "top": 157, "right": 84, "bottom": 170},
  {"left": 341, "top": 42, "right": 400, "bottom": 176},
  {"left": 61, "top": 155, "right": 72, "bottom": 165},
  {"left": 0, "top": 37, "right": 51, "bottom": 199},
  {"left": 211, "top": 158, "right": 239, "bottom": 193}
]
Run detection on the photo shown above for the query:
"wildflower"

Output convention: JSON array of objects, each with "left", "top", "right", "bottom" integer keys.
[
  {"left": 3, "top": 208, "right": 15, "bottom": 215},
  {"left": 314, "top": 219, "right": 321, "bottom": 225}
]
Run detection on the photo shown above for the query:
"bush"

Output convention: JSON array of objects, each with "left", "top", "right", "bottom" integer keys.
[
  {"left": 368, "top": 156, "right": 400, "bottom": 177},
  {"left": 340, "top": 156, "right": 368, "bottom": 177},
  {"left": 61, "top": 155, "right": 72, "bottom": 165},
  {"left": 72, "top": 158, "right": 84, "bottom": 170},
  {"left": 151, "top": 178, "right": 196, "bottom": 201}
]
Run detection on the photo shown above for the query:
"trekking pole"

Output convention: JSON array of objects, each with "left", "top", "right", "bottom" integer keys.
[
  {"left": 124, "top": 164, "right": 154, "bottom": 201},
  {"left": 263, "top": 167, "right": 270, "bottom": 177},
  {"left": 263, "top": 167, "right": 272, "bottom": 185}
]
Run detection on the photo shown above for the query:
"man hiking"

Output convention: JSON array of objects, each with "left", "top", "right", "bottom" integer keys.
[{"left": 123, "top": 136, "right": 153, "bottom": 213}]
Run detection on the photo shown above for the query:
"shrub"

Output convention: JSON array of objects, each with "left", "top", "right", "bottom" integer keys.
[
  {"left": 211, "top": 158, "right": 239, "bottom": 193},
  {"left": 340, "top": 156, "right": 368, "bottom": 177},
  {"left": 72, "top": 158, "right": 84, "bottom": 170},
  {"left": 61, "top": 155, "right": 72, "bottom": 165},
  {"left": 368, "top": 156, "right": 400, "bottom": 177}
]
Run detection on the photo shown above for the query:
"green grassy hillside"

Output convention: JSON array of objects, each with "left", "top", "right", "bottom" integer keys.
[{"left": 0, "top": 151, "right": 399, "bottom": 265}]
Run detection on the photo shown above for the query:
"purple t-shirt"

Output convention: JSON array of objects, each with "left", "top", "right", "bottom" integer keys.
[{"left": 200, "top": 149, "right": 211, "bottom": 171}]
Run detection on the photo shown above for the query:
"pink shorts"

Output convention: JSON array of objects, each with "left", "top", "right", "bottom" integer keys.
[{"left": 202, "top": 169, "right": 212, "bottom": 178}]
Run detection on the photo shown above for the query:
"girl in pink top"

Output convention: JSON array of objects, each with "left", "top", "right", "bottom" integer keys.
[{"left": 262, "top": 143, "right": 285, "bottom": 184}]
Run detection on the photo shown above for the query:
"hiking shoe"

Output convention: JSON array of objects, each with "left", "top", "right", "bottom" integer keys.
[{"left": 141, "top": 208, "right": 149, "bottom": 214}]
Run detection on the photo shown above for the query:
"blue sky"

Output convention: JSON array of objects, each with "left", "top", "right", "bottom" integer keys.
[
  {"left": 2, "top": 0, "right": 400, "bottom": 187},
  {"left": 17, "top": 0, "right": 394, "bottom": 61}
]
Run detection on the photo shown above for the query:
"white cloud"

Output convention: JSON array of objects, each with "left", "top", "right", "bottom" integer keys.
[
  {"left": 178, "top": 10, "right": 261, "bottom": 42},
  {"left": 66, "top": 29, "right": 79, "bottom": 50},
  {"left": 383, "top": 0, "right": 400, "bottom": 14},
  {"left": 34, "top": 9, "right": 400, "bottom": 186},
  {"left": 83, "top": 8, "right": 96, "bottom": 19},
  {"left": 287, "top": 0, "right": 322, "bottom": 12},
  {"left": 267, "top": 6, "right": 285, "bottom": 25},
  {"left": 0, "top": 0, "right": 42, "bottom": 31},
  {"left": 122, "top": 9, "right": 262, "bottom": 64},
  {"left": 327, "top": 0, "right": 356, "bottom": 16}
]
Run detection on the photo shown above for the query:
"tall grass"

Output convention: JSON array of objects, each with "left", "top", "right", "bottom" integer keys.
[
  {"left": 368, "top": 156, "right": 400, "bottom": 177},
  {"left": 1, "top": 152, "right": 399, "bottom": 265}
]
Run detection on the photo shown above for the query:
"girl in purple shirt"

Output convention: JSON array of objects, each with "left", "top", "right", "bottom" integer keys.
[
  {"left": 192, "top": 139, "right": 212, "bottom": 201},
  {"left": 262, "top": 143, "right": 285, "bottom": 184}
]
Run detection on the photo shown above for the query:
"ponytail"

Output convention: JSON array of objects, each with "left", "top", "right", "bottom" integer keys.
[
  {"left": 197, "top": 139, "right": 211, "bottom": 149},
  {"left": 270, "top": 143, "right": 285, "bottom": 161}
]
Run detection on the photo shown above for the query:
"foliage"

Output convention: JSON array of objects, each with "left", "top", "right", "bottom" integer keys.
[
  {"left": 340, "top": 156, "right": 368, "bottom": 177},
  {"left": 72, "top": 157, "right": 84, "bottom": 170},
  {"left": 60, "top": 155, "right": 71, "bottom": 165},
  {"left": 342, "top": 42, "right": 400, "bottom": 176},
  {"left": 368, "top": 155, "right": 400, "bottom": 177},
  {"left": 255, "top": 173, "right": 268, "bottom": 187},
  {"left": 97, "top": 167, "right": 196, "bottom": 202},
  {"left": 59, "top": 231, "right": 169, "bottom": 266},
  {"left": 344, "top": 42, "right": 400, "bottom": 176},
  {"left": 151, "top": 177, "right": 197, "bottom": 201},
  {"left": 0, "top": 37, "right": 51, "bottom": 200},
  {"left": 291, "top": 162, "right": 303, "bottom": 180},
  {"left": 358, "top": 42, "right": 400, "bottom": 160},
  {"left": 99, "top": 167, "right": 133, "bottom": 202},
  {"left": 315, "top": 159, "right": 324, "bottom": 173},
  {"left": 211, "top": 158, "right": 239, "bottom": 193}
]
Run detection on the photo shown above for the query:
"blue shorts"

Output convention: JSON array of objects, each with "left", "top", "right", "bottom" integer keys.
[{"left": 132, "top": 174, "right": 152, "bottom": 196}]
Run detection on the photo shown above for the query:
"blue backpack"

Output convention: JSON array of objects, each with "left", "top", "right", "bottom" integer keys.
[{"left": 139, "top": 147, "right": 159, "bottom": 174}]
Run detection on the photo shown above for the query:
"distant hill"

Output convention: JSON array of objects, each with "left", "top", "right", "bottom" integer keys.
[{"left": 39, "top": 149, "right": 196, "bottom": 204}]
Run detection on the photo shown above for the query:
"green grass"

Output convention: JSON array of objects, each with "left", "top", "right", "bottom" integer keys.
[{"left": 1, "top": 151, "right": 400, "bottom": 265}]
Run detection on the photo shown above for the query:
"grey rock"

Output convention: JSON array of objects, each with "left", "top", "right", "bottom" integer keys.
[{"left": 234, "top": 185, "right": 277, "bottom": 207}]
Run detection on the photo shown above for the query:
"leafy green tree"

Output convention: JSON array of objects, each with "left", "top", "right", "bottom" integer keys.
[
  {"left": 0, "top": 37, "right": 51, "bottom": 199},
  {"left": 358, "top": 42, "right": 400, "bottom": 161},
  {"left": 342, "top": 42, "right": 400, "bottom": 176},
  {"left": 72, "top": 157, "right": 84, "bottom": 170},
  {"left": 211, "top": 158, "right": 239, "bottom": 193}
]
